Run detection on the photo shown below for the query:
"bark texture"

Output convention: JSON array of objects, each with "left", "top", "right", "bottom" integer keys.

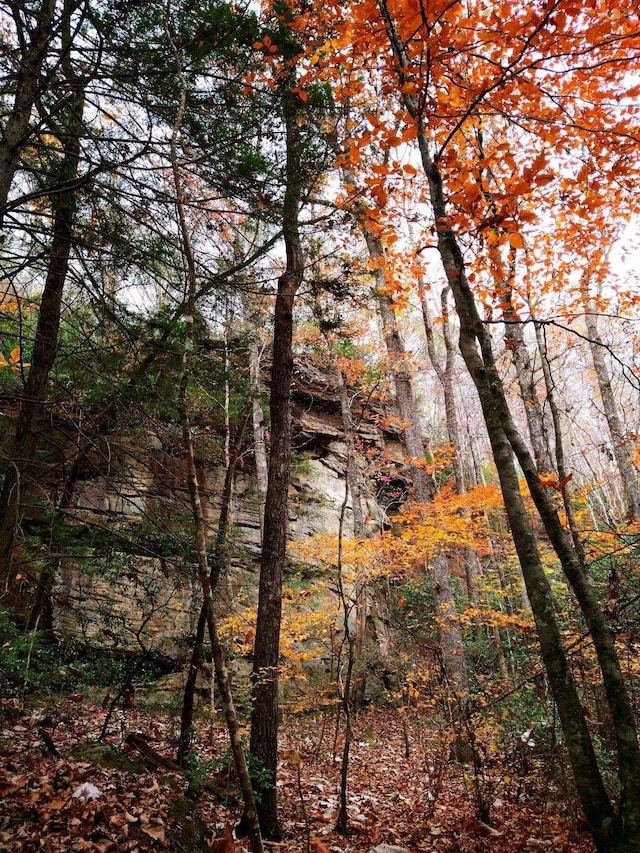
[
  {"left": 248, "top": 84, "right": 305, "bottom": 841},
  {"left": 533, "top": 321, "right": 588, "bottom": 571},
  {"left": 250, "top": 339, "right": 269, "bottom": 537},
  {"left": 502, "top": 284, "right": 554, "bottom": 474}
]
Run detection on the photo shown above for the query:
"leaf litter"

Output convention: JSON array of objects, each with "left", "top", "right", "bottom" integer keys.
[{"left": 0, "top": 698, "right": 595, "bottom": 852}]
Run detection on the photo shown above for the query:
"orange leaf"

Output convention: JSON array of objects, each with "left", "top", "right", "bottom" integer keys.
[
  {"left": 211, "top": 825, "right": 236, "bottom": 852},
  {"left": 538, "top": 472, "right": 558, "bottom": 488},
  {"left": 508, "top": 232, "right": 525, "bottom": 250}
]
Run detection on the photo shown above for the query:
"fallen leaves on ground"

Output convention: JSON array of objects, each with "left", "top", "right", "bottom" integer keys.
[{"left": 0, "top": 698, "right": 595, "bottom": 853}]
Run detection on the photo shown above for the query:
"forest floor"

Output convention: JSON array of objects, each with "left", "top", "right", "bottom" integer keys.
[{"left": 0, "top": 694, "right": 596, "bottom": 853}]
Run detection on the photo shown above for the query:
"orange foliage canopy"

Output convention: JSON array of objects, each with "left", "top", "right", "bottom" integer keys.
[{"left": 265, "top": 0, "right": 640, "bottom": 312}]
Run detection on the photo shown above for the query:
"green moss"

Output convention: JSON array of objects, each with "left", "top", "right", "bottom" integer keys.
[{"left": 71, "top": 741, "right": 146, "bottom": 772}]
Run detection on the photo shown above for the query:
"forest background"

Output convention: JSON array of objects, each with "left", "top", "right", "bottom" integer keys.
[{"left": 1, "top": 1, "right": 640, "bottom": 851}]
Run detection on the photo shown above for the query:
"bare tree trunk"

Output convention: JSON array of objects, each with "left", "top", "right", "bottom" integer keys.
[
  {"left": 250, "top": 338, "right": 269, "bottom": 537},
  {"left": 318, "top": 319, "right": 366, "bottom": 538},
  {"left": 248, "top": 82, "right": 305, "bottom": 841},
  {"left": 376, "top": 289, "right": 433, "bottom": 499},
  {"left": 581, "top": 279, "right": 640, "bottom": 520},
  {"left": 337, "top": 376, "right": 366, "bottom": 538},
  {"left": 335, "top": 480, "right": 355, "bottom": 836},
  {"left": 336, "top": 365, "right": 369, "bottom": 705},
  {"left": 420, "top": 281, "right": 465, "bottom": 491},
  {"left": 420, "top": 281, "right": 484, "bottom": 635},
  {"left": 321, "top": 324, "right": 369, "bottom": 705},
  {"left": 177, "top": 601, "right": 207, "bottom": 767},
  {"left": 177, "top": 406, "right": 251, "bottom": 765}
]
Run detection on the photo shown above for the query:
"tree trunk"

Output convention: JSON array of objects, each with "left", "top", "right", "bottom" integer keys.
[
  {"left": 376, "top": 290, "right": 433, "bottom": 500},
  {"left": 420, "top": 281, "right": 483, "bottom": 636},
  {"left": 533, "top": 321, "right": 588, "bottom": 572},
  {"left": 360, "top": 226, "right": 468, "bottom": 699},
  {"left": 177, "top": 405, "right": 250, "bottom": 765},
  {"left": 336, "top": 360, "right": 369, "bottom": 704},
  {"left": 164, "top": 26, "right": 263, "bottom": 849},
  {"left": 0, "top": 77, "right": 85, "bottom": 606},
  {"left": 248, "top": 84, "right": 305, "bottom": 841},
  {"left": 420, "top": 281, "right": 465, "bottom": 491},
  {"left": 26, "top": 431, "right": 86, "bottom": 633},
  {"left": 501, "top": 272, "right": 554, "bottom": 474},
  {"left": 0, "top": 0, "right": 57, "bottom": 230},
  {"left": 335, "top": 474, "right": 356, "bottom": 835},
  {"left": 250, "top": 338, "right": 269, "bottom": 538},
  {"left": 581, "top": 280, "right": 640, "bottom": 520},
  {"left": 411, "top": 118, "right": 639, "bottom": 853},
  {"left": 177, "top": 601, "right": 207, "bottom": 767},
  {"left": 325, "top": 331, "right": 366, "bottom": 538}
]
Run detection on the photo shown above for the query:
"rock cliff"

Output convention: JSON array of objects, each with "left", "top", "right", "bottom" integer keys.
[{"left": 52, "top": 361, "right": 406, "bottom": 658}]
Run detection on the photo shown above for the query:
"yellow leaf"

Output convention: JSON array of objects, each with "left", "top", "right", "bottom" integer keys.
[
  {"left": 10, "top": 346, "right": 21, "bottom": 363},
  {"left": 283, "top": 748, "right": 301, "bottom": 765}
]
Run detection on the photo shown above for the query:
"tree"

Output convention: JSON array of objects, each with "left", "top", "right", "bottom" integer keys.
[
  {"left": 0, "top": 0, "right": 87, "bottom": 606},
  {"left": 0, "top": 0, "right": 57, "bottom": 229},
  {"left": 164, "top": 21, "right": 263, "bottom": 844},
  {"left": 358, "top": 214, "right": 469, "bottom": 703},
  {"left": 581, "top": 275, "right": 640, "bottom": 520},
  {"left": 372, "top": 3, "right": 640, "bottom": 848},
  {"left": 245, "top": 17, "right": 307, "bottom": 841},
  {"left": 303, "top": 0, "right": 640, "bottom": 848}
]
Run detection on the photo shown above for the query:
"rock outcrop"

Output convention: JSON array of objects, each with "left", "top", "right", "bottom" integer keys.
[{"left": 52, "top": 361, "right": 405, "bottom": 657}]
